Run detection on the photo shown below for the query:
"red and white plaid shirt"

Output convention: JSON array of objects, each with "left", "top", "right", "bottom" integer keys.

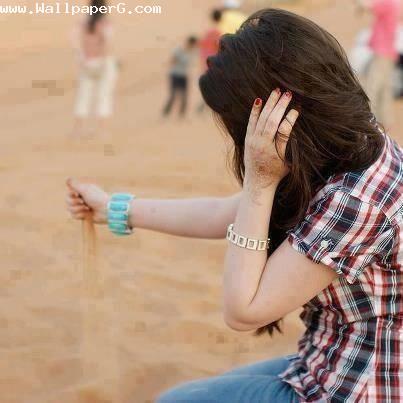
[{"left": 280, "top": 133, "right": 403, "bottom": 402}]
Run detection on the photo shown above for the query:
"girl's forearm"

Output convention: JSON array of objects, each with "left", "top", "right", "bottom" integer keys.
[
  {"left": 223, "top": 181, "right": 277, "bottom": 321},
  {"left": 128, "top": 193, "right": 240, "bottom": 239}
]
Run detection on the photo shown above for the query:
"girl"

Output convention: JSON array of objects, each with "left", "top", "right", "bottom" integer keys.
[
  {"left": 66, "top": 9, "right": 402, "bottom": 402},
  {"left": 72, "top": 0, "right": 117, "bottom": 138}
]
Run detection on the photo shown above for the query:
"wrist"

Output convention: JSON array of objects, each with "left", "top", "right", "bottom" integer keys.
[
  {"left": 243, "top": 174, "right": 279, "bottom": 198},
  {"left": 107, "top": 194, "right": 135, "bottom": 235},
  {"left": 90, "top": 195, "right": 110, "bottom": 225},
  {"left": 100, "top": 196, "right": 110, "bottom": 224},
  {"left": 128, "top": 198, "right": 140, "bottom": 229}
]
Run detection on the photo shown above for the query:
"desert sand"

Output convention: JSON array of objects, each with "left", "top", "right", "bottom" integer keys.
[{"left": 1, "top": 0, "right": 402, "bottom": 402}]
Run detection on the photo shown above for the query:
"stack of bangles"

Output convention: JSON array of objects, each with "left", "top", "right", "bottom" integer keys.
[
  {"left": 107, "top": 193, "right": 135, "bottom": 236},
  {"left": 226, "top": 223, "right": 270, "bottom": 251}
]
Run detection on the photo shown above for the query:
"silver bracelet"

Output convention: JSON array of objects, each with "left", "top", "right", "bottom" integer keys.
[{"left": 226, "top": 224, "right": 270, "bottom": 251}]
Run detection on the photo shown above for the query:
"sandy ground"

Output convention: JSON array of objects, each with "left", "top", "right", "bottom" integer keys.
[{"left": 1, "top": 1, "right": 402, "bottom": 402}]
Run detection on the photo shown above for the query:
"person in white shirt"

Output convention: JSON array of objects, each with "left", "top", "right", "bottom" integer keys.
[{"left": 73, "top": 0, "right": 118, "bottom": 138}]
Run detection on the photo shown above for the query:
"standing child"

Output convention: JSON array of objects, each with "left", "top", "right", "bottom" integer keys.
[{"left": 162, "top": 36, "right": 198, "bottom": 117}]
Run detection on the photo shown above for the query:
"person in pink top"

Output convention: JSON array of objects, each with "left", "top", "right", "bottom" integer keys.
[
  {"left": 357, "top": 0, "right": 401, "bottom": 127},
  {"left": 200, "top": 10, "right": 222, "bottom": 71},
  {"left": 198, "top": 9, "right": 223, "bottom": 112}
]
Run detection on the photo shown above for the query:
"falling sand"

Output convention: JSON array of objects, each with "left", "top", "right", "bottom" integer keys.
[{"left": 80, "top": 217, "right": 119, "bottom": 402}]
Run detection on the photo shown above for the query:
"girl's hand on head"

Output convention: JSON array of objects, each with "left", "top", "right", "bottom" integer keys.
[
  {"left": 244, "top": 89, "right": 299, "bottom": 189},
  {"left": 65, "top": 178, "right": 110, "bottom": 224}
]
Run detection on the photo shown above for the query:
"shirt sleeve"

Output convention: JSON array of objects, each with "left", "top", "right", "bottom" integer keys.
[{"left": 288, "top": 190, "right": 395, "bottom": 284}]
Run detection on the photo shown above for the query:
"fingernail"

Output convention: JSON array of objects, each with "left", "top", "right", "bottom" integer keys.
[
  {"left": 285, "top": 91, "right": 292, "bottom": 98},
  {"left": 274, "top": 88, "right": 281, "bottom": 94},
  {"left": 254, "top": 98, "right": 262, "bottom": 106}
]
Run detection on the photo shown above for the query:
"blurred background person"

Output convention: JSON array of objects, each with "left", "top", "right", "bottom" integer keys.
[
  {"left": 397, "top": 25, "right": 403, "bottom": 96},
  {"left": 197, "top": 9, "right": 223, "bottom": 112},
  {"left": 219, "top": 0, "right": 247, "bottom": 34},
  {"left": 162, "top": 36, "right": 198, "bottom": 118},
  {"left": 72, "top": 0, "right": 118, "bottom": 138},
  {"left": 350, "top": 24, "right": 403, "bottom": 97},
  {"left": 349, "top": 28, "right": 374, "bottom": 77},
  {"left": 356, "top": 0, "right": 401, "bottom": 128}
]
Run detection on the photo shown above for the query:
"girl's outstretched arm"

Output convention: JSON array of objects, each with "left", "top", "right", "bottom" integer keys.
[
  {"left": 128, "top": 194, "right": 241, "bottom": 239},
  {"left": 66, "top": 178, "right": 240, "bottom": 239}
]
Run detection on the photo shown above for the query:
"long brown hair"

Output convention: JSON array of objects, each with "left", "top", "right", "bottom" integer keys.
[{"left": 199, "top": 8, "right": 384, "bottom": 335}]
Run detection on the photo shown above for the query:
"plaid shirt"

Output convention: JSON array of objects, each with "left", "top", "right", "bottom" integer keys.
[{"left": 280, "top": 133, "right": 403, "bottom": 402}]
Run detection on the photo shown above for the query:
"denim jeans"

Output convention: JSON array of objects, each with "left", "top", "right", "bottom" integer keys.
[{"left": 157, "top": 356, "right": 299, "bottom": 403}]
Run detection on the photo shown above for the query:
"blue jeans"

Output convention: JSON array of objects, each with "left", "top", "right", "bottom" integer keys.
[{"left": 157, "top": 356, "right": 299, "bottom": 403}]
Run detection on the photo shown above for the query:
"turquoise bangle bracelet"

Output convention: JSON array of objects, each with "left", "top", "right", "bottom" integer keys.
[{"left": 107, "top": 193, "right": 135, "bottom": 236}]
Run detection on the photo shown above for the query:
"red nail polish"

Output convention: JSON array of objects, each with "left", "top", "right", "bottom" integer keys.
[
  {"left": 255, "top": 98, "right": 262, "bottom": 106},
  {"left": 285, "top": 91, "right": 292, "bottom": 98},
  {"left": 275, "top": 88, "right": 281, "bottom": 94}
]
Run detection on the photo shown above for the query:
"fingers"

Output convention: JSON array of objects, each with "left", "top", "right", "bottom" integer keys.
[
  {"left": 66, "top": 196, "right": 90, "bottom": 216},
  {"left": 71, "top": 211, "right": 89, "bottom": 220},
  {"left": 277, "top": 108, "right": 299, "bottom": 137},
  {"left": 264, "top": 91, "right": 293, "bottom": 137},
  {"left": 67, "top": 205, "right": 90, "bottom": 220},
  {"left": 246, "top": 98, "right": 263, "bottom": 135},
  {"left": 254, "top": 88, "right": 282, "bottom": 135},
  {"left": 66, "top": 179, "right": 79, "bottom": 198},
  {"left": 66, "top": 183, "right": 86, "bottom": 205},
  {"left": 66, "top": 177, "right": 85, "bottom": 197},
  {"left": 65, "top": 194, "right": 85, "bottom": 208},
  {"left": 66, "top": 196, "right": 74, "bottom": 208},
  {"left": 67, "top": 204, "right": 90, "bottom": 219},
  {"left": 67, "top": 189, "right": 79, "bottom": 199},
  {"left": 66, "top": 181, "right": 91, "bottom": 220},
  {"left": 275, "top": 107, "right": 299, "bottom": 159},
  {"left": 69, "top": 204, "right": 90, "bottom": 214}
]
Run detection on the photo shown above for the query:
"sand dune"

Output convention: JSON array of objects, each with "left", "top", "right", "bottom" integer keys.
[{"left": 1, "top": 1, "right": 402, "bottom": 402}]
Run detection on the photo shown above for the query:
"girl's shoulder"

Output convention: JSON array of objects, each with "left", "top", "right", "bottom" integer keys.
[
  {"left": 289, "top": 135, "right": 402, "bottom": 284},
  {"left": 314, "top": 134, "right": 402, "bottom": 227}
]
